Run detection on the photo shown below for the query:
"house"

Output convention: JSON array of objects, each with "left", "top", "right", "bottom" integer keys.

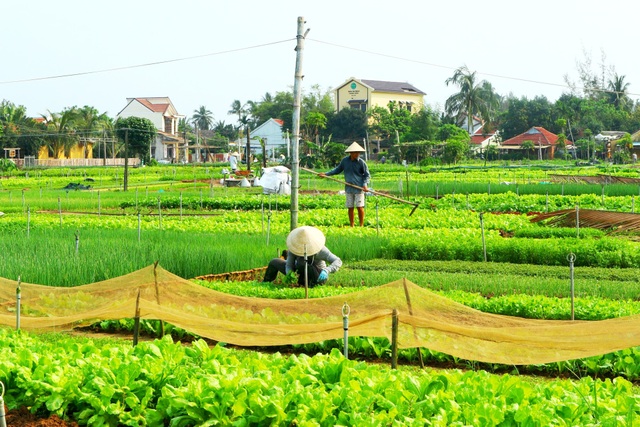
[
  {"left": 250, "top": 118, "right": 287, "bottom": 159},
  {"left": 469, "top": 128, "right": 500, "bottom": 155},
  {"left": 458, "top": 114, "right": 484, "bottom": 135},
  {"left": 334, "top": 78, "right": 425, "bottom": 114},
  {"left": 500, "top": 127, "right": 569, "bottom": 160},
  {"left": 116, "top": 97, "right": 185, "bottom": 163},
  {"left": 38, "top": 141, "right": 94, "bottom": 160}
]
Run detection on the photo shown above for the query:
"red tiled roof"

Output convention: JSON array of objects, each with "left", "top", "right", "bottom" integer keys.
[
  {"left": 273, "top": 119, "right": 284, "bottom": 125},
  {"left": 470, "top": 134, "right": 489, "bottom": 145},
  {"left": 136, "top": 98, "right": 169, "bottom": 114},
  {"left": 501, "top": 127, "right": 559, "bottom": 146},
  {"left": 470, "top": 128, "right": 495, "bottom": 145}
]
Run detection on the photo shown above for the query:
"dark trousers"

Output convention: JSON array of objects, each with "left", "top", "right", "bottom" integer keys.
[{"left": 263, "top": 257, "right": 321, "bottom": 286}]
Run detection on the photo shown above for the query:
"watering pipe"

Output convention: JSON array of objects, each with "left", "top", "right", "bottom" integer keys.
[
  {"left": 16, "top": 277, "right": 21, "bottom": 331},
  {"left": 303, "top": 245, "right": 309, "bottom": 299},
  {"left": 342, "top": 303, "right": 350, "bottom": 359},
  {"left": 0, "top": 380, "right": 6, "bottom": 427},
  {"left": 300, "top": 167, "right": 419, "bottom": 216}
]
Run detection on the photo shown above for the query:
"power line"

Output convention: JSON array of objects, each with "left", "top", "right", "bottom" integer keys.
[
  {"left": 308, "top": 38, "right": 640, "bottom": 99},
  {"left": 0, "top": 38, "right": 295, "bottom": 85}
]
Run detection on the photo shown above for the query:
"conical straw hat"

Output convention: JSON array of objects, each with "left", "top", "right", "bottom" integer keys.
[
  {"left": 286, "top": 226, "right": 326, "bottom": 256},
  {"left": 345, "top": 142, "right": 365, "bottom": 153}
]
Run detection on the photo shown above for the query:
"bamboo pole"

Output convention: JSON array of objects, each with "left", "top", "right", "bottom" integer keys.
[
  {"left": 300, "top": 167, "right": 419, "bottom": 215},
  {"left": 391, "top": 309, "right": 399, "bottom": 369}
]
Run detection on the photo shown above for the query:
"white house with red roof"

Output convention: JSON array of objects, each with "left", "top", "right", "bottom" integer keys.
[
  {"left": 469, "top": 128, "right": 500, "bottom": 155},
  {"left": 116, "top": 97, "right": 185, "bottom": 163},
  {"left": 248, "top": 118, "right": 287, "bottom": 159},
  {"left": 500, "top": 127, "right": 570, "bottom": 160}
]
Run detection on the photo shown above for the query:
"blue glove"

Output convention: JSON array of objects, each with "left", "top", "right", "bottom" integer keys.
[{"left": 318, "top": 270, "right": 328, "bottom": 282}]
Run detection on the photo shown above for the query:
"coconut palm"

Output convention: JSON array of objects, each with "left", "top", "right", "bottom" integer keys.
[
  {"left": 192, "top": 106, "right": 214, "bottom": 131},
  {"left": 41, "top": 108, "right": 78, "bottom": 158},
  {"left": 228, "top": 100, "right": 245, "bottom": 122},
  {"left": 607, "top": 74, "right": 631, "bottom": 110},
  {"left": 445, "top": 66, "right": 498, "bottom": 134},
  {"left": 75, "top": 106, "right": 111, "bottom": 158}
]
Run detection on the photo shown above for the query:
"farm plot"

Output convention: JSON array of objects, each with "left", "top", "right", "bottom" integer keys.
[{"left": 3, "top": 163, "right": 640, "bottom": 425}]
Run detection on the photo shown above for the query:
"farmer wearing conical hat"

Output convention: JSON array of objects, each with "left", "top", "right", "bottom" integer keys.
[
  {"left": 319, "top": 142, "right": 371, "bottom": 227},
  {"left": 262, "top": 226, "right": 342, "bottom": 286},
  {"left": 229, "top": 151, "right": 239, "bottom": 173}
]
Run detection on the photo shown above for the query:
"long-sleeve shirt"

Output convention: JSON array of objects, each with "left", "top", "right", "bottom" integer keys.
[
  {"left": 286, "top": 247, "right": 342, "bottom": 274},
  {"left": 325, "top": 156, "right": 370, "bottom": 194}
]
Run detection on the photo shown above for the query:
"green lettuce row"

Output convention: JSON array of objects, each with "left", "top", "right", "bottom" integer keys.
[{"left": 1, "top": 330, "right": 638, "bottom": 426}]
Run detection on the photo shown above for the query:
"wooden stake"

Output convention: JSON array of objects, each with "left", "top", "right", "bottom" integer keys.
[{"left": 391, "top": 309, "right": 398, "bottom": 369}]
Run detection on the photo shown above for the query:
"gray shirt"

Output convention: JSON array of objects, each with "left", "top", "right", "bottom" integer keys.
[
  {"left": 285, "top": 246, "right": 342, "bottom": 274},
  {"left": 325, "top": 156, "right": 371, "bottom": 194}
]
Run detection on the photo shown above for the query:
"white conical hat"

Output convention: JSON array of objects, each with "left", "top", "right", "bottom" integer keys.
[
  {"left": 286, "top": 226, "right": 326, "bottom": 256},
  {"left": 345, "top": 142, "right": 365, "bottom": 153}
]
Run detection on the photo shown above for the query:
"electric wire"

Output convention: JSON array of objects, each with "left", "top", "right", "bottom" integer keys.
[
  {"left": 308, "top": 38, "right": 640, "bottom": 99},
  {"left": 0, "top": 39, "right": 295, "bottom": 85}
]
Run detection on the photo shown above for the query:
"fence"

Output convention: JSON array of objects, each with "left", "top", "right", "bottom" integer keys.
[{"left": 17, "top": 157, "right": 141, "bottom": 168}]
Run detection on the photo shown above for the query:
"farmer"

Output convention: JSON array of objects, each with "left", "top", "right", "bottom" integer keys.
[
  {"left": 319, "top": 142, "right": 370, "bottom": 227},
  {"left": 229, "top": 151, "right": 239, "bottom": 173},
  {"left": 262, "top": 226, "right": 342, "bottom": 287}
]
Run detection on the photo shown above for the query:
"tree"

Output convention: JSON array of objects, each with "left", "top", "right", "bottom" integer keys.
[
  {"left": 115, "top": 116, "right": 156, "bottom": 190},
  {"left": 445, "top": 66, "right": 499, "bottom": 134},
  {"left": 607, "top": 74, "right": 631, "bottom": 110},
  {"left": 324, "top": 109, "right": 367, "bottom": 143},
  {"left": 520, "top": 140, "right": 535, "bottom": 160},
  {"left": 0, "top": 101, "right": 46, "bottom": 156},
  {"left": 404, "top": 107, "right": 440, "bottom": 142},
  {"left": 437, "top": 124, "right": 470, "bottom": 164},
  {"left": 192, "top": 106, "right": 214, "bottom": 131},
  {"left": 41, "top": 108, "right": 78, "bottom": 158},
  {"left": 75, "top": 105, "right": 111, "bottom": 159},
  {"left": 304, "top": 111, "right": 327, "bottom": 143},
  {"left": 368, "top": 101, "right": 411, "bottom": 143}
]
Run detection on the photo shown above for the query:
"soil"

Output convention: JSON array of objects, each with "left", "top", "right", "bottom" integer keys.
[{"left": 4, "top": 406, "right": 79, "bottom": 427}]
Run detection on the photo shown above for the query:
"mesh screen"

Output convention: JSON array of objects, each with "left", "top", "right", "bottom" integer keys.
[{"left": 2, "top": 264, "right": 639, "bottom": 365}]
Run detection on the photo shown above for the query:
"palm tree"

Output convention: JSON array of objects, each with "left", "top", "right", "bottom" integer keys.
[
  {"left": 192, "top": 106, "right": 214, "bottom": 131},
  {"left": 445, "top": 66, "right": 498, "bottom": 135},
  {"left": 75, "top": 106, "right": 110, "bottom": 158},
  {"left": 228, "top": 100, "right": 245, "bottom": 122},
  {"left": 41, "top": 108, "right": 78, "bottom": 158},
  {"left": 521, "top": 140, "right": 535, "bottom": 160},
  {"left": 607, "top": 74, "right": 631, "bottom": 110}
]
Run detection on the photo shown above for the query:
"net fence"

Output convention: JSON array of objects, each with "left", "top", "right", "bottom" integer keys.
[{"left": 2, "top": 264, "right": 640, "bottom": 365}]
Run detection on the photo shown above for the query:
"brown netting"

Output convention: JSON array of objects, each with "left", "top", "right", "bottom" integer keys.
[{"left": 2, "top": 264, "right": 640, "bottom": 365}]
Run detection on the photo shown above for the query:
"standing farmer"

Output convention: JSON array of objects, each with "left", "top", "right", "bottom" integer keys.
[{"left": 320, "top": 142, "right": 370, "bottom": 227}]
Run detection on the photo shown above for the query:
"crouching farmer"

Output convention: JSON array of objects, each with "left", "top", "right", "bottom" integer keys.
[{"left": 262, "top": 226, "right": 342, "bottom": 287}]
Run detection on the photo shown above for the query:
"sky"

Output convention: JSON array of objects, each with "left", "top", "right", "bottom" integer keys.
[{"left": 2, "top": 0, "right": 639, "bottom": 126}]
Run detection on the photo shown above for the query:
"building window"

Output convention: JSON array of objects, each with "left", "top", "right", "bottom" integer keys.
[{"left": 347, "top": 99, "right": 367, "bottom": 112}]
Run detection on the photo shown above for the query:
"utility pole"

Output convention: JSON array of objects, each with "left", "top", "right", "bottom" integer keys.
[
  {"left": 290, "top": 16, "right": 309, "bottom": 231},
  {"left": 124, "top": 129, "right": 129, "bottom": 191}
]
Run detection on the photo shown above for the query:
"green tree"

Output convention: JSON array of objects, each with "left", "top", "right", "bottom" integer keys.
[
  {"left": 520, "top": 140, "right": 535, "bottom": 160},
  {"left": 607, "top": 74, "right": 631, "bottom": 110},
  {"left": 304, "top": 111, "right": 327, "bottom": 144},
  {"left": 404, "top": 107, "right": 440, "bottom": 142},
  {"left": 192, "top": 106, "right": 214, "bottom": 131},
  {"left": 115, "top": 116, "right": 156, "bottom": 190},
  {"left": 41, "top": 108, "right": 78, "bottom": 158},
  {"left": 445, "top": 66, "right": 499, "bottom": 134},
  {"left": 324, "top": 108, "right": 367, "bottom": 143},
  {"left": 75, "top": 105, "right": 111, "bottom": 159},
  {"left": 0, "top": 101, "right": 46, "bottom": 156},
  {"left": 437, "top": 124, "right": 470, "bottom": 164},
  {"left": 368, "top": 101, "right": 411, "bottom": 142}
]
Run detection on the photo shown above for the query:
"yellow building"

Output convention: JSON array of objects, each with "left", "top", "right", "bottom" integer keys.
[
  {"left": 38, "top": 141, "right": 94, "bottom": 160},
  {"left": 334, "top": 78, "right": 426, "bottom": 114}
]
